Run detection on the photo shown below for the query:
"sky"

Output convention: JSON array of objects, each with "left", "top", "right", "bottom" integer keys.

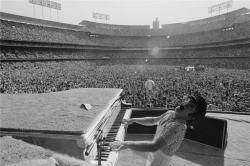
[{"left": 0, "top": 0, "right": 250, "bottom": 26}]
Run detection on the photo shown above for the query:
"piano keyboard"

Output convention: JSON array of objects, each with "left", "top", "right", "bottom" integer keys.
[{"left": 91, "top": 108, "right": 132, "bottom": 166}]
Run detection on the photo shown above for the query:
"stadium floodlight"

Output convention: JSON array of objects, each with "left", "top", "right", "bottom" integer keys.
[
  {"left": 29, "top": 0, "right": 61, "bottom": 10},
  {"left": 29, "top": 0, "right": 61, "bottom": 20},
  {"left": 208, "top": 0, "right": 232, "bottom": 15},
  {"left": 92, "top": 12, "right": 110, "bottom": 23}
]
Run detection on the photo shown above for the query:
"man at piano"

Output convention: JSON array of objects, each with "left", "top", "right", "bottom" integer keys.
[{"left": 110, "top": 94, "right": 207, "bottom": 166}]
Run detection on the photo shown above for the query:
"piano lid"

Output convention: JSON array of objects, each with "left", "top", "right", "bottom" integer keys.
[{"left": 0, "top": 88, "right": 122, "bottom": 134}]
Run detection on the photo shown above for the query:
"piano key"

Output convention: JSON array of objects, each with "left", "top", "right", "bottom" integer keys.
[
  {"left": 95, "top": 157, "right": 107, "bottom": 161},
  {"left": 106, "top": 133, "right": 117, "bottom": 136},
  {"left": 91, "top": 108, "right": 131, "bottom": 166}
]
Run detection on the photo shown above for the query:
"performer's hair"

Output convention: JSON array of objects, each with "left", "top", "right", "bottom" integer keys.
[{"left": 186, "top": 93, "right": 207, "bottom": 129}]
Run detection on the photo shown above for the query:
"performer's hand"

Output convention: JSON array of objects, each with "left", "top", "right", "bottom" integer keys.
[{"left": 110, "top": 141, "right": 127, "bottom": 151}]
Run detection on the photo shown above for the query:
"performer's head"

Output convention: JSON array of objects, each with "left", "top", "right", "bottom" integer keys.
[{"left": 175, "top": 93, "right": 207, "bottom": 128}]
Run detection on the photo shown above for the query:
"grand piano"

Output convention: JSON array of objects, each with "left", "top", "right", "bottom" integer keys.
[{"left": 0, "top": 88, "right": 132, "bottom": 166}]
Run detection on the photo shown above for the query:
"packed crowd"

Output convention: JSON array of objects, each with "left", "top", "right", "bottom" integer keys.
[
  {"left": 81, "top": 20, "right": 150, "bottom": 36},
  {"left": 0, "top": 20, "right": 93, "bottom": 45},
  {"left": 1, "top": 61, "right": 249, "bottom": 112},
  {"left": 1, "top": 46, "right": 249, "bottom": 69},
  {"left": 1, "top": 19, "right": 249, "bottom": 48},
  {"left": 91, "top": 21, "right": 250, "bottom": 47}
]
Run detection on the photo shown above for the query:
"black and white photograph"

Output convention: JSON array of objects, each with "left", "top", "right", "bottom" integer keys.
[{"left": 0, "top": 0, "right": 250, "bottom": 166}]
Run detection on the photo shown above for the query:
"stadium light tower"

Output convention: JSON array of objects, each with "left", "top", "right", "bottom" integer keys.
[
  {"left": 92, "top": 12, "right": 110, "bottom": 24},
  {"left": 208, "top": 0, "right": 233, "bottom": 16},
  {"left": 29, "top": 0, "right": 61, "bottom": 21}
]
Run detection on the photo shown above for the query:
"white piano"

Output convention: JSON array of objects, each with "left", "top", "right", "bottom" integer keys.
[{"left": 0, "top": 88, "right": 132, "bottom": 166}]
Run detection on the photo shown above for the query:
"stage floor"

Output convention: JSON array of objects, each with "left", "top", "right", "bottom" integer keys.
[{"left": 117, "top": 112, "right": 250, "bottom": 166}]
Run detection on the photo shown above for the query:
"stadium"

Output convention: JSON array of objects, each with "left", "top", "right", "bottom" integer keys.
[{"left": 0, "top": 0, "right": 250, "bottom": 166}]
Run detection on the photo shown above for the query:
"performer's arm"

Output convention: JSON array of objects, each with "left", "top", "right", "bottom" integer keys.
[
  {"left": 128, "top": 116, "right": 161, "bottom": 126},
  {"left": 125, "top": 111, "right": 168, "bottom": 126}
]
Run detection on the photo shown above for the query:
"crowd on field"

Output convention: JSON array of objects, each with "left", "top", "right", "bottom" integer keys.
[{"left": 1, "top": 61, "right": 249, "bottom": 112}]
